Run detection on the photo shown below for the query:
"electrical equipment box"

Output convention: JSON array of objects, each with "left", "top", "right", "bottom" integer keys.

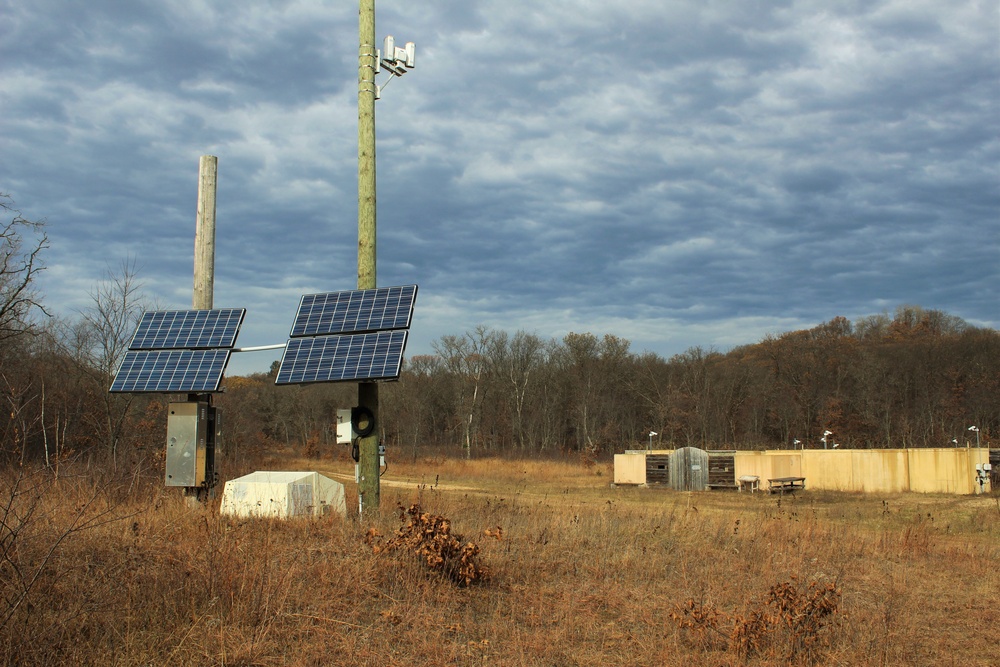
[
  {"left": 166, "top": 401, "right": 209, "bottom": 487},
  {"left": 336, "top": 409, "right": 353, "bottom": 444},
  {"left": 335, "top": 406, "right": 376, "bottom": 444}
]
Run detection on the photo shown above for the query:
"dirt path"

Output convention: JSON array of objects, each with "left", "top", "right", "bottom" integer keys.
[{"left": 322, "top": 470, "right": 486, "bottom": 494}]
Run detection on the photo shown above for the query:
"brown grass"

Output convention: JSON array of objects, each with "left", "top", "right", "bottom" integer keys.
[{"left": 1, "top": 454, "right": 997, "bottom": 666}]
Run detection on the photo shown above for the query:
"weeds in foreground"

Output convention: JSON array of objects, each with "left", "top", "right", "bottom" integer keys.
[
  {"left": 366, "top": 503, "right": 498, "bottom": 586},
  {"left": 671, "top": 577, "right": 842, "bottom": 665},
  {"left": 0, "top": 457, "right": 995, "bottom": 665}
]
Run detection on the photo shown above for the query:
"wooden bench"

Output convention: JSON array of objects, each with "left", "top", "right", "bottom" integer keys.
[
  {"left": 767, "top": 476, "right": 806, "bottom": 494},
  {"left": 738, "top": 475, "right": 760, "bottom": 493}
]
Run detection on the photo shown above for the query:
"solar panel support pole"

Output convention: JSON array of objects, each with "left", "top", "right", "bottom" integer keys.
[
  {"left": 357, "top": 0, "right": 380, "bottom": 514},
  {"left": 193, "top": 155, "right": 218, "bottom": 311},
  {"left": 189, "top": 154, "right": 219, "bottom": 506}
]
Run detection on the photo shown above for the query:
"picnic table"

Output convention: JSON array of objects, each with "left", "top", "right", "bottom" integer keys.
[{"left": 767, "top": 476, "right": 806, "bottom": 494}]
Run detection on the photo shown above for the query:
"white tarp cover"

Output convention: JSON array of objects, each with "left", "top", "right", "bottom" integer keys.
[{"left": 220, "top": 471, "right": 346, "bottom": 519}]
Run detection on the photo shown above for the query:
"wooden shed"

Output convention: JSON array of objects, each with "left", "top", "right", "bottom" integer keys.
[{"left": 669, "top": 447, "right": 710, "bottom": 491}]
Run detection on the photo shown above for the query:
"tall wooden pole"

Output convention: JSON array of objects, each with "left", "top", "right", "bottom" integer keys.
[
  {"left": 190, "top": 154, "right": 218, "bottom": 505},
  {"left": 193, "top": 155, "right": 218, "bottom": 310},
  {"left": 357, "top": 0, "right": 380, "bottom": 513}
]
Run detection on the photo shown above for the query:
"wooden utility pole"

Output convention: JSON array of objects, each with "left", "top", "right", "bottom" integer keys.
[
  {"left": 190, "top": 154, "right": 218, "bottom": 505},
  {"left": 357, "top": 0, "right": 380, "bottom": 513},
  {"left": 193, "top": 155, "right": 218, "bottom": 310}
]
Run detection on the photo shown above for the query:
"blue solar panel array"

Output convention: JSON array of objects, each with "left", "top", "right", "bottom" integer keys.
[
  {"left": 110, "top": 349, "right": 231, "bottom": 393},
  {"left": 290, "top": 285, "right": 416, "bottom": 337},
  {"left": 129, "top": 308, "right": 246, "bottom": 350},
  {"left": 110, "top": 307, "right": 246, "bottom": 393},
  {"left": 276, "top": 284, "right": 417, "bottom": 385},
  {"left": 275, "top": 331, "right": 408, "bottom": 385}
]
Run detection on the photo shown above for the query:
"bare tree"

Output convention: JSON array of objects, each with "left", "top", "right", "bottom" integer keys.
[
  {"left": 492, "top": 330, "right": 545, "bottom": 451},
  {"left": 433, "top": 326, "right": 497, "bottom": 458},
  {"left": 68, "top": 258, "right": 150, "bottom": 469},
  {"left": 0, "top": 194, "right": 48, "bottom": 346}
]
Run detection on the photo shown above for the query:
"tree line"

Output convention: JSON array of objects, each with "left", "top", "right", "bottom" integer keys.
[
  {"left": 0, "top": 194, "right": 996, "bottom": 475},
  {"left": 214, "top": 308, "right": 998, "bottom": 462}
]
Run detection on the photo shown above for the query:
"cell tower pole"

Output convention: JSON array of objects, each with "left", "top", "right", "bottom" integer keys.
[{"left": 357, "top": 0, "right": 380, "bottom": 514}]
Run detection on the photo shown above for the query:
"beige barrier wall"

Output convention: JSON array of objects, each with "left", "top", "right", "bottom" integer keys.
[
  {"left": 732, "top": 451, "right": 767, "bottom": 481},
  {"left": 620, "top": 447, "right": 992, "bottom": 494},
  {"left": 733, "top": 451, "right": 801, "bottom": 482},
  {"left": 614, "top": 453, "right": 647, "bottom": 485},
  {"left": 906, "top": 448, "right": 989, "bottom": 495},
  {"left": 798, "top": 450, "right": 909, "bottom": 493}
]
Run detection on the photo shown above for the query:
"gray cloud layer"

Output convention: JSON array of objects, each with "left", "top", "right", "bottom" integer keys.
[{"left": 2, "top": 0, "right": 997, "bottom": 374}]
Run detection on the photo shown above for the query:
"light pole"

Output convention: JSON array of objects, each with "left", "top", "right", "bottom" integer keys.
[
  {"left": 968, "top": 425, "right": 980, "bottom": 448},
  {"left": 821, "top": 430, "right": 833, "bottom": 450},
  {"left": 793, "top": 438, "right": 801, "bottom": 450},
  {"left": 648, "top": 431, "right": 657, "bottom": 451}
]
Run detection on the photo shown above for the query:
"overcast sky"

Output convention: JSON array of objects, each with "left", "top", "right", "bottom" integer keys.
[{"left": 2, "top": 0, "right": 997, "bottom": 376}]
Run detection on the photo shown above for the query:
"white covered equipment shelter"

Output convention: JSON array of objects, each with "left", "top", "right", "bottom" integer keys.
[{"left": 220, "top": 471, "right": 346, "bottom": 518}]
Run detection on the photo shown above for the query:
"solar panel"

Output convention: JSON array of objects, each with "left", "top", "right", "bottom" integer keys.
[
  {"left": 290, "top": 285, "right": 416, "bottom": 337},
  {"left": 129, "top": 308, "right": 246, "bottom": 350},
  {"left": 274, "top": 330, "right": 408, "bottom": 385},
  {"left": 110, "top": 349, "right": 231, "bottom": 393}
]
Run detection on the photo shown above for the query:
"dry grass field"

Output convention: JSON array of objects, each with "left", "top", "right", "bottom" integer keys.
[{"left": 1, "top": 454, "right": 997, "bottom": 666}]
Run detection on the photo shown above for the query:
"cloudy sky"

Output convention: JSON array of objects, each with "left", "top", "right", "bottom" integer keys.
[{"left": 2, "top": 0, "right": 997, "bottom": 376}]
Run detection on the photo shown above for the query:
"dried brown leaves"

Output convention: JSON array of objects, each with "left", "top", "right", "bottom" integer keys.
[
  {"left": 366, "top": 503, "right": 497, "bottom": 587},
  {"left": 670, "top": 577, "right": 842, "bottom": 665}
]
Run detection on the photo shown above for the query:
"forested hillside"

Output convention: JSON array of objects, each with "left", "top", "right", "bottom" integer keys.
[{"left": 213, "top": 310, "right": 998, "bottom": 462}]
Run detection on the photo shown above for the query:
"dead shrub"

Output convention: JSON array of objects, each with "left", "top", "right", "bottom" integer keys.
[
  {"left": 671, "top": 577, "right": 842, "bottom": 665},
  {"left": 366, "top": 503, "right": 493, "bottom": 587}
]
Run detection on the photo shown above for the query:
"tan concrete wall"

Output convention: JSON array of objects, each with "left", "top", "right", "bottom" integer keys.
[
  {"left": 733, "top": 451, "right": 769, "bottom": 481},
  {"left": 799, "top": 450, "right": 909, "bottom": 493},
  {"left": 733, "top": 451, "right": 801, "bottom": 482},
  {"left": 907, "top": 448, "right": 989, "bottom": 495},
  {"left": 614, "top": 453, "right": 647, "bottom": 485},
  {"left": 622, "top": 447, "right": 991, "bottom": 495}
]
